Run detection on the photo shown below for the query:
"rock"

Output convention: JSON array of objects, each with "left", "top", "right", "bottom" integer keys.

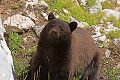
[
  {"left": 104, "top": 22, "right": 120, "bottom": 34},
  {"left": 89, "top": 1, "right": 102, "bottom": 13},
  {"left": 4, "top": 14, "right": 35, "bottom": 31},
  {"left": 25, "top": 0, "right": 48, "bottom": 11},
  {"left": 116, "top": 63, "right": 120, "bottom": 68},
  {"left": 109, "top": 38, "right": 120, "bottom": 54},
  {"left": 98, "top": 0, "right": 107, "bottom": 3},
  {"left": 91, "top": 25, "right": 108, "bottom": 47},
  {"left": 112, "top": 38, "right": 120, "bottom": 48},
  {"left": 102, "top": 9, "right": 120, "bottom": 20},
  {"left": 32, "top": 24, "right": 45, "bottom": 38},
  {"left": 0, "top": 18, "right": 14, "bottom": 80},
  {"left": 63, "top": 9, "right": 69, "bottom": 14},
  {"left": 73, "top": 0, "right": 80, "bottom": 6},
  {"left": 117, "top": 0, "right": 120, "bottom": 4},
  {"left": 25, "top": 0, "right": 38, "bottom": 9},
  {"left": 98, "top": 35, "right": 107, "bottom": 42},
  {"left": 76, "top": 0, "right": 87, "bottom": 6},
  {"left": 105, "top": 49, "right": 111, "bottom": 58},
  {"left": 28, "top": 11, "right": 37, "bottom": 20},
  {"left": 41, "top": 12, "right": 48, "bottom": 20},
  {"left": 39, "top": 0, "right": 48, "bottom": 10}
]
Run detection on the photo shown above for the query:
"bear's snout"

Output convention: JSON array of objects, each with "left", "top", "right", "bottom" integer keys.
[{"left": 49, "top": 28, "right": 60, "bottom": 39}]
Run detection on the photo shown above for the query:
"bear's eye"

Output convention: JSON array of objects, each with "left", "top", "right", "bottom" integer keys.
[{"left": 60, "top": 28, "right": 63, "bottom": 31}]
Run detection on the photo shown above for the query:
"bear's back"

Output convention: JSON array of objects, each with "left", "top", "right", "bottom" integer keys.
[{"left": 70, "top": 27, "right": 99, "bottom": 74}]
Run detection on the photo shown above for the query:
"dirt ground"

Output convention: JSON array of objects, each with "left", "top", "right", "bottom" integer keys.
[{"left": 0, "top": 0, "right": 120, "bottom": 80}]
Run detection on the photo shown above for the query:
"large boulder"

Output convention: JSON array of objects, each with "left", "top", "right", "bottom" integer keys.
[
  {"left": 4, "top": 14, "right": 35, "bottom": 31},
  {"left": 0, "top": 18, "right": 14, "bottom": 80}
]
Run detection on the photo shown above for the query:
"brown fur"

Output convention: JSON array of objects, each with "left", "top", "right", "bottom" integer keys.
[{"left": 26, "top": 12, "right": 101, "bottom": 80}]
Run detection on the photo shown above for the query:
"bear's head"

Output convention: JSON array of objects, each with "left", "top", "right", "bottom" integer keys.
[{"left": 41, "top": 12, "right": 77, "bottom": 45}]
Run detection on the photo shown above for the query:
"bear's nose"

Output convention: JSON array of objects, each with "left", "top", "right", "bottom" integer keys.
[{"left": 49, "top": 29, "right": 60, "bottom": 38}]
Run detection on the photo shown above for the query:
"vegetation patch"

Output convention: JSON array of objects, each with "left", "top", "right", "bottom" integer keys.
[
  {"left": 101, "top": 0, "right": 120, "bottom": 9},
  {"left": 86, "top": 0, "right": 96, "bottom": 7},
  {"left": 8, "top": 32, "right": 22, "bottom": 52},
  {"left": 107, "top": 68, "right": 120, "bottom": 80},
  {"left": 45, "top": 0, "right": 104, "bottom": 25},
  {"left": 107, "top": 30, "right": 120, "bottom": 39}
]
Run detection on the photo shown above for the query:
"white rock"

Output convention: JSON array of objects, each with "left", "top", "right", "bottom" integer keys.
[
  {"left": 4, "top": 14, "right": 35, "bottom": 30},
  {"left": 25, "top": 0, "right": 48, "bottom": 10},
  {"left": 104, "top": 22, "right": 120, "bottom": 34},
  {"left": 98, "top": 0, "right": 107, "bottom": 3},
  {"left": 33, "top": 24, "right": 45, "bottom": 37},
  {"left": 102, "top": 9, "right": 120, "bottom": 20},
  {"left": 63, "top": 9, "right": 69, "bottom": 14},
  {"left": 117, "top": 0, "right": 120, "bottom": 4},
  {"left": 28, "top": 12, "right": 37, "bottom": 20},
  {"left": 26, "top": 0, "right": 38, "bottom": 7},
  {"left": 89, "top": 1, "right": 102, "bottom": 13},
  {"left": 98, "top": 35, "right": 107, "bottom": 41},
  {"left": 41, "top": 12, "right": 48, "bottom": 20},
  {"left": 0, "top": 18, "right": 14, "bottom": 80},
  {"left": 39, "top": 0, "right": 48, "bottom": 10},
  {"left": 112, "top": 38, "right": 120, "bottom": 48},
  {"left": 105, "top": 49, "right": 111, "bottom": 58},
  {"left": 92, "top": 31, "right": 102, "bottom": 38},
  {"left": 77, "top": 0, "right": 87, "bottom": 6}
]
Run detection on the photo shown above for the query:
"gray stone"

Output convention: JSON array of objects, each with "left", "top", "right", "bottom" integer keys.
[
  {"left": 41, "top": 12, "right": 48, "bottom": 20},
  {"left": 33, "top": 24, "right": 45, "bottom": 38},
  {"left": 63, "top": 9, "right": 69, "bottom": 14},
  {"left": 3, "top": 14, "right": 35, "bottom": 30},
  {"left": 102, "top": 9, "right": 120, "bottom": 20},
  {"left": 0, "top": 18, "right": 14, "bottom": 80},
  {"left": 25, "top": 0, "right": 48, "bottom": 11},
  {"left": 89, "top": 1, "right": 102, "bottom": 13},
  {"left": 105, "top": 49, "right": 111, "bottom": 58}
]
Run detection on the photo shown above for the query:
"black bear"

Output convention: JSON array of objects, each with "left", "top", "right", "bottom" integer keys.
[{"left": 26, "top": 12, "right": 101, "bottom": 80}]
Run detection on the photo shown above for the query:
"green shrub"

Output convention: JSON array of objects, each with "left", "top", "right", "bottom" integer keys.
[
  {"left": 107, "top": 68, "right": 120, "bottom": 80},
  {"left": 8, "top": 32, "right": 22, "bottom": 52},
  {"left": 86, "top": 0, "right": 96, "bottom": 7},
  {"left": 108, "top": 30, "right": 120, "bottom": 39},
  {"left": 101, "top": 0, "right": 120, "bottom": 9},
  {"left": 45, "top": 0, "right": 102, "bottom": 25}
]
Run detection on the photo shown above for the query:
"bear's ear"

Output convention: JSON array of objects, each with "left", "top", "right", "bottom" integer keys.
[
  {"left": 48, "top": 12, "right": 56, "bottom": 21},
  {"left": 69, "top": 22, "right": 77, "bottom": 32}
]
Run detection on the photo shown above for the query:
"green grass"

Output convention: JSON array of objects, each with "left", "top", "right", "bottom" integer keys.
[
  {"left": 8, "top": 32, "right": 22, "bottom": 52},
  {"left": 8, "top": 32, "right": 33, "bottom": 79},
  {"left": 45, "top": 0, "right": 103, "bottom": 25},
  {"left": 86, "top": 0, "right": 96, "bottom": 7},
  {"left": 107, "top": 30, "right": 120, "bottom": 39},
  {"left": 101, "top": 0, "right": 120, "bottom": 9},
  {"left": 107, "top": 68, "right": 120, "bottom": 80}
]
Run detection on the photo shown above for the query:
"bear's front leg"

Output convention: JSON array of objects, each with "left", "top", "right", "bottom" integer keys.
[
  {"left": 80, "top": 53, "right": 100, "bottom": 80},
  {"left": 26, "top": 51, "right": 49, "bottom": 80}
]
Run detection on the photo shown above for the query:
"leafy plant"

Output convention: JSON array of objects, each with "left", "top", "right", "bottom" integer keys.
[
  {"left": 8, "top": 32, "right": 22, "bottom": 52},
  {"left": 107, "top": 30, "right": 120, "bottom": 39}
]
